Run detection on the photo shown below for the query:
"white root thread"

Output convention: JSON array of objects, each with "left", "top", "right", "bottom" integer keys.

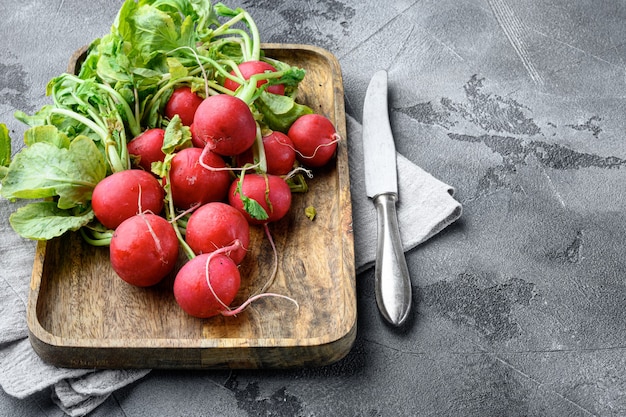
[
  {"left": 285, "top": 166, "right": 313, "bottom": 180},
  {"left": 141, "top": 212, "right": 166, "bottom": 263},
  {"left": 257, "top": 223, "right": 278, "bottom": 295},
  {"left": 169, "top": 202, "right": 201, "bottom": 224},
  {"left": 221, "top": 292, "right": 299, "bottom": 317},
  {"left": 137, "top": 184, "right": 144, "bottom": 214},
  {"left": 167, "top": 46, "right": 210, "bottom": 98},
  {"left": 198, "top": 144, "right": 261, "bottom": 173},
  {"left": 203, "top": 225, "right": 298, "bottom": 317},
  {"left": 290, "top": 133, "right": 342, "bottom": 161},
  {"left": 135, "top": 184, "right": 169, "bottom": 263},
  {"left": 203, "top": 240, "right": 244, "bottom": 311}
]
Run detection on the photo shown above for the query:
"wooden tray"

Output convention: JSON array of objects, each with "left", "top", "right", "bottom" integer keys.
[{"left": 27, "top": 44, "right": 356, "bottom": 369}]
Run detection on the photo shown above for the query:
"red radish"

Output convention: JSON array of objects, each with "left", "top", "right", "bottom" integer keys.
[
  {"left": 191, "top": 94, "right": 257, "bottom": 156},
  {"left": 168, "top": 147, "right": 231, "bottom": 210},
  {"left": 173, "top": 244, "right": 297, "bottom": 318},
  {"left": 228, "top": 173, "right": 292, "bottom": 225},
  {"left": 110, "top": 213, "right": 179, "bottom": 287},
  {"left": 127, "top": 128, "right": 166, "bottom": 172},
  {"left": 261, "top": 131, "right": 297, "bottom": 175},
  {"left": 237, "top": 131, "right": 296, "bottom": 175},
  {"left": 224, "top": 60, "right": 285, "bottom": 95},
  {"left": 164, "top": 86, "right": 203, "bottom": 126},
  {"left": 288, "top": 113, "right": 339, "bottom": 167},
  {"left": 92, "top": 169, "right": 165, "bottom": 230},
  {"left": 173, "top": 252, "right": 241, "bottom": 318},
  {"left": 185, "top": 202, "right": 250, "bottom": 265},
  {"left": 189, "top": 123, "right": 196, "bottom": 140},
  {"left": 234, "top": 148, "right": 254, "bottom": 169}
]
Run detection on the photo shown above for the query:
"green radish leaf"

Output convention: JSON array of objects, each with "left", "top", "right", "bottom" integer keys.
[
  {"left": 151, "top": 153, "right": 175, "bottom": 179},
  {"left": 235, "top": 172, "right": 269, "bottom": 221},
  {"left": 130, "top": 5, "right": 193, "bottom": 62},
  {"left": 23, "top": 125, "right": 70, "bottom": 148},
  {"left": 167, "top": 57, "right": 188, "bottom": 81},
  {"left": 255, "top": 91, "right": 313, "bottom": 133},
  {"left": 0, "top": 123, "right": 10, "bottom": 181},
  {"left": 9, "top": 201, "right": 94, "bottom": 240},
  {"left": 242, "top": 195, "right": 269, "bottom": 221},
  {"left": 162, "top": 115, "right": 192, "bottom": 154},
  {"left": 1, "top": 134, "right": 106, "bottom": 208},
  {"left": 14, "top": 107, "right": 52, "bottom": 128},
  {"left": 0, "top": 123, "right": 10, "bottom": 168}
]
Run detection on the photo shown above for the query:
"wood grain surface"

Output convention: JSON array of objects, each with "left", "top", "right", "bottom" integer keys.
[{"left": 27, "top": 44, "right": 356, "bottom": 369}]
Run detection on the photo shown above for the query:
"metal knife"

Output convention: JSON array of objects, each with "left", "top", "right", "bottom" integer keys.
[{"left": 362, "top": 69, "right": 412, "bottom": 326}]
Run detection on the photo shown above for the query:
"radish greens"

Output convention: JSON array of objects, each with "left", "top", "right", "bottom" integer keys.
[{"left": 1, "top": 0, "right": 311, "bottom": 240}]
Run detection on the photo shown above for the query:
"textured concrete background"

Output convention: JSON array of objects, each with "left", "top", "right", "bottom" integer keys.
[{"left": 2, "top": 0, "right": 626, "bottom": 416}]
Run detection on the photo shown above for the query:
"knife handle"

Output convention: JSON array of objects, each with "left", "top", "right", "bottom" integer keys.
[{"left": 373, "top": 193, "right": 412, "bottom": 326}]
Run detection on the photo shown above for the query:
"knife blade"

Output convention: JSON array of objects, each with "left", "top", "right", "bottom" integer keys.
[{"left": 362, "top": 69, "right": 412, "bottom": 326}]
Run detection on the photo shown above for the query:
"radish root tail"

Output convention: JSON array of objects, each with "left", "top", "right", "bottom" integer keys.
[
  {"left": 210, "top": 225, "right": 298, "bottom": 318},
  {"left": 287, "top": 133, "right": 342, "bottom": 161},
  {"left": 257, "top": 223, "right": 278, "bottom": 295},
  {"left": 198, "top": 144, "right": 262, "bottom": 173},
  {"left": 204, "top": 240, "right": 244, "bottom": 311},
  {"left": 220, "top": 292, "right": 299, "bottom": 317},
  {"left": 136, "top": 185, "right": 169, "bottom": 264}
]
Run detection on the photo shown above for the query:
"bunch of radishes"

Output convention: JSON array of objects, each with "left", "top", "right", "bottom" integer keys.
[
  {"left": 0, "top": 1, "right": 341, "bottom": 319},
  {"left": 90, "top": 67, "right": 339, "bottom": 318}
]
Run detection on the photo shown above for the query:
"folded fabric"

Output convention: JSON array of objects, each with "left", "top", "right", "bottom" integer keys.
[
  {"left": 52, "top": 370, "right": 151, "bottom": 416},
  {"left": 0, "top": 114, "right": 461, "bottom": 417},
  {"left": 346, "top": 115, "right": 463, "bottom": 273}
]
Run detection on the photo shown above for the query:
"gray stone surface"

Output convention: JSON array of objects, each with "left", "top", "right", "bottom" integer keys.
[{"left": 1, "top": 0, "right": 625, "bottom": 416}]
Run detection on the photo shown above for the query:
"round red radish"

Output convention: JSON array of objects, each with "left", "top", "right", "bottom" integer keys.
[
  {"left": 127, "top": 128, "right": 166, "bottom": 172},
  {"left": 224, "top": 60, "right": 285, "bottom": 95},
  {"left": 288, "top": 113, "right": 338, "bottom": 167},
  {"left": 236, "top": 131, "right": 296, "bottom": 175},
  {"left": 185, "top": 202, "right": 250, "bottom": 265},
  {"left": 228, "top": 173, "right": 292, "bottom": 225},
  {"left": 164, "top": 86, "right": 203, "bottom": 126},
  {"left": 110, "top": 213, "right": 179, "bottom": 287},
  {"left": 262, "top": 131, "right": 297, "bottom": 175},
  {"left": 189, "top": 123, "right": 196, "bottom": 140},
  {"left": 92, "top": 170, "right": 165, "bottom": 230},
  {"left": 168, "top": 147, "right": 231, "bottom": 210},
  {"left": 173, "top": 253, "right": 241, "bottom": 318},
  {"left": 191, "top": 94, "right": 256, "bottom": 156}
]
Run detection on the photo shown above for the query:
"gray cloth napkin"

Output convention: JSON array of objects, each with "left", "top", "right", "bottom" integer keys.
[
  {"left": 346, "top": 115, "right": 463, "bottom": 273},
  {"left": 0, "top": 114, "right": 461, "bottom": 417}
]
